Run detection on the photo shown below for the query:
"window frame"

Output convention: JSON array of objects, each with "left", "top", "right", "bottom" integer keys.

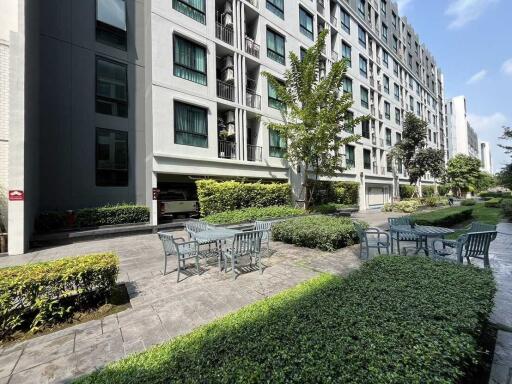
[
  {"left": 95, "top": 127, "right": 129, "bottom": 187},
  {"left": 174, "top": 100, "right": 209, "bottom": 148},
  {"left": 173, "top": 34, "right": 208, "bottom": 86},
  {"left": 266, "top": 0, "right": 284, "bottom": 19},
  {"left": 360, "top": 86, "right": 369, "bottom": 109},
  {"left": 95, "top": 56, "right": 128, "bottom": 118},
  {"left": 172, "top": 0, "right": 206, "bottom": 24},
  {"left": 299, "top": 7, "right": 314, "bottom": 40},
  {"left": 266, "top": 28, "right": 286, "bottom": 65},
  {"left": 96, "top": 0, "right": 127, "bottom": 50}
]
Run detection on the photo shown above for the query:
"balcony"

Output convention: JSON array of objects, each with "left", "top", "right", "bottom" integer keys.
[
  {"left": 331, "top": 50, "right": 338, "bottom": 61},
  {"left": 330, "top": 15, "right": 337, "bottom": 25},
  {"left": 218, "top": 140, "right": 236, "bottom": 159},
  {"left": 245, "top": 37, "right": 260, "bottom": 58},
  {"left": 217, "top": 79, "right": 235, "bottom": 101},
  {"left": 246, "top": 89, "right": 261, "bottom": 109},
  {"left": 216, "top": 23, "right": 234, "bottom": 45},
  {"left": 247, "top": 144, "right": 262, "bottom": 162}
]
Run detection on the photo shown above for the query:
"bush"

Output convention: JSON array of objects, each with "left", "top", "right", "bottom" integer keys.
[
  {"left": 272, "top": 216, "right": 361, "bottom": 251},
  {"left": 73, "top": 256, "right": 495, "bottom": 384},
  {"left": 311, "top": 203, "right": 358, "bottom": 214},
  {"left": 309, "top": 181, "right": 359, "bottom": 205},
  {"left": 196, "top": 180, "right": 291, "bottom": 217},
  {"left": 480, "top": 191, "right": 511, "bottom": 198},
  {"left": 421, "top": 185, "right": 436, "bottom": 197},
  {"left": 399, "top": 184, "right": 416, "bottom": 199},
  {"left": 421, "top": 196, "right": 446, "bottom": 207},
  {"left": 438, "top": 184, "right": 451, "bottom": 196},
  {"left": 501, "top": 199, "right": 512, "bottom": 218},
  {"left": 461, "top": 199, "right": 477, "bottom": 206},
  {"left": 484, "top": 198, "right": 503, "bottom": 208},
  {"left": 0, "top": 253, "right": 119, "bottom": 339},
  {"left": 413, "top": 206, "right": 473, "bottom": 227},
  {"left": 34, "top": 211, "right": 67, "bottom": 233},
  {"left": 203, "top": 206, "right": 305, "bottom": 225},
  {"left": 383, "top": 199, "right": 420, "bottom": 213}
]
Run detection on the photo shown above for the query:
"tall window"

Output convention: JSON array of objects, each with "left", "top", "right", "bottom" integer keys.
[
  {"left": 386, "top": 155, "right": 392, "bottom": 172},
  {"left": 359, "top": 56, "right": 367, "bottom": 78},
  {"left": 342, "top": 42, "right": 352, "bottom": 67},
  {"left": 383, "top": 75, "right": 389, "bottom": 93},
  {"left": 358, "top": 0, "right": 366, "bottom": 18},
  {"left": 396, "top": 132, "right": 402, "bottom": 143},
  {"left": 343, "top": 77, "right": 353, "bottom": 95},
  {"left": 96, "top": 57, "right": 128, "bottom": 117},
  {"left": 393, "top": 60, "right": 399, "bottom": 76},
  {"left": 381, "top": 23, "right": 388, "bottom": 42},
  {"left": 172, "top": 0, "right": 206, "bottom": 24},
  {"left": 269, "top": 129, "right": 286, "bottom": 158},
  {"left": 397, "top": 158, "right": 403, "bottom": 173},
  {"left": 341, "top": 8, "right": 351, "bottom": 33},
  {"left": 345, "top": 145, "right": 355, "bottom": 169},
  {"left": 385, "top": 128, "right": 392, "bottom": 146},
  {"left": 360, "top": 86, "right": 369, "bottom": 109},
  {"left": 381, "top": 0, "right": 387, "bottom": 16},
  {"left": 96, "top": 0, "right": 127, "bottom": 50},
  {"left": 299, "top": 7, "right": 314, "bottom": 40},
  {"left": 362, "top": 120, "right": 370, "bottom": 138},
  {"left": 392, "top": 35, "right": 398, "bottom": 52},
  {"left": 267, "top": 29, "right": 285, "bottom": 64},
  {"left": 173, "top": 35, "right": 207, "bottom": 85},
  {"left": 392, "top": 12, "right": 397, "bottom": 29},
  {"left": 395, "top": 108, "right": 401, "bottom": 125},
  {"left": 384, "top": 101, "right": 391, "bottom": 120},
  {"left": 358, "top": 25, "right": 366, "bottom": 48},
  {"left": 174, "top": 101, "right": 208, "bottom": 148},
  {"left": 409, "top": 96, "right": 414, "bottom": 112},
  {"left": 363, "top": 149, "right": 371, "bottom": 170},
  {"left": 96, "top": 128, "right": 128, "bottom": 186},
  {"left": 394, "top": 83, "right": 400, "bottom": 101},
  {"left": 383, "top": 50, "right": 389, "bottom": 68},
  {"left": 344, "top": 111, "right": 354, "bottom": 133},
  {"left": 268, "top": 81, "right": 285, "bottom": 110},
  {"left": 266, "top": 0, "right": 284, "bottom": 19}
]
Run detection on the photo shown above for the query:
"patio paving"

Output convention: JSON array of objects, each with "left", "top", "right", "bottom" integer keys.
[{"left": 0, "top": 231, "right": 361, "bottom": 383}]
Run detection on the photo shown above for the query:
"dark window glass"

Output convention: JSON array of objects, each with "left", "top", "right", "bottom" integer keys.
[
  {"left": 266, "top": 0, "right": 284, "bottom": 19},
  {"left": 363, "top": 149, "right": 371, "bottom": 169},
  {"left": 96, "top": 128, "right": 128, "bottom": 186},
  {"left": 96, "top": 57, "right": 128, "bottom": 117},
  {"left": 174, "top": 101, "right": 208, "bottom": 148},
  {"left": 172, "top": 0, "right": 206, "bottom": 24},
  {"left": 173, "top": 35, "right": 207, "bottom": 85},
  {"left": 96, "top": 0, "right": 127, "bottom": 50},
  {"left": 269, "top": 129, "right": 286, "bottom": 157},
  {"left": 299, "top": 7, "right": 314, "bottom": 40}
]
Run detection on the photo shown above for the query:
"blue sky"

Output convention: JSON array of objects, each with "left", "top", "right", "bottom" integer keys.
[{"left": 396, "top": 0, "right": 512, "bottom": 172}]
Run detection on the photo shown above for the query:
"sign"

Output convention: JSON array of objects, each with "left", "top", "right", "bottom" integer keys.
[
  {"left": 9, "top": 190, "right": 24, "bottom": 201},
  {"left": 152, "top": 188, "right": 160, "bottom": 200}
]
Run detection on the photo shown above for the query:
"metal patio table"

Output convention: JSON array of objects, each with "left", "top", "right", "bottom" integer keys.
[
  {"left": 194, "top": 228, "right": 243, "bottom": 270},
  {"left": 391, "top": 225, "right": 455, "bottom": 256}
]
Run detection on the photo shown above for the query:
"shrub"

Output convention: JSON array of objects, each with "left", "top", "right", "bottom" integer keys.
[
  {"left": 309, "top": 181, "right": 359, "bottom": 205},
  {"left": 272, "top": 216, "right": 361, "bottom": 251},
  {"left": 399, "top": 184, "right": 416, "bottom": 199},
  {"left": 196, "top": 180, "right": 291, "bottom": 216},
  {"left": 480, "top": 191, "right": 511, "bottom": 198},
  {"left": 203, "top": 206, "right": 305, "bottom": 225},
  {"left": 501, "top": 199, "right": 512, "bottom": 219},
  {"left": 484, "top": 198, "right": 503, "bottom": 208},
  {"left": 0, "top": 253, "right": 119, "bottom": 339},
  {"left": 421, "top": 185, "right": 436, "bottom": 197},
  {"left": 311, "top": 203, "right": 358, "bottom": 214},
  {"left": 438, "top": 184, "right": 451, "bottom": 196},
  {"left": 73, "top": 256, "right": 495, "bottom": 384},
  {"left": 34, "top": 211, "right": 67, "bottom": 233},
  {"left": 421, "top": 196, "right": 445, "bottom": 207},
  {"left": 413, "top": 206, "right": 473, "bottom": 227},
  {"left": 75, "top": 204, "right": 150, "bottom": 228},
  {"left": 461, "top": 199, "right": 477, "bottom": 206},
  {"left": 383, "top": 199, "right": 420, "bottom": 213}
]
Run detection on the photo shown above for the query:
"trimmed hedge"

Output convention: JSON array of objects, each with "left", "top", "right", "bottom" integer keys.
[
  {"left": 272, "top": 216, "right": 361, "bottom": 251},
  {"left": 196, "top": 180, "right": 291, "bottom": 217},
  {"left": 312, "top": 203, "right": 358, "bottom": 214},
  {"left": 73, "top": 256, "right": 495, "bottom": 384},
  {"left": 421, "top": 185, "right": 436, "bottom": 197},
  {"left": 413, "top": 206, "right": 473, "bottom": 227},
  {"left": 202, "top": 206, "right": 305, "bottom": 225},
  {"left": 399, "top": 184, "right": 416, "bottom": 199},
  {"left": 501, "top": 199, "right": 512, "bottom": 219},
  {"left": 0, "top": 253, "right": 119, "bottom": 339},
  {"left": 484, "top": 198, "right": 503, "bottom": 208},
  {"left": 461, "top": 199, "right": 477, "bottom": 206},
  {"left": 309, "top": 181, "right": 360, "bottom": 206},
  {"left": 383, "top": 199, "right": 421, "bottom": 213},
  {"left": 480, "top": 191, "right": 511, "bottom": 198}
]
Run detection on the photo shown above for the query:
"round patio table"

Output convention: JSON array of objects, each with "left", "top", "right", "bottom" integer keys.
[
  {"left": 391, "top": 225, "right": 454, "bottom": 256},
  {"left": 194, "top": 228, "right": 243, "bottom": 270}
]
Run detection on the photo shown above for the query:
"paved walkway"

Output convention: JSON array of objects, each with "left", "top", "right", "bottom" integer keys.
[{"left": 0, "top": 232, "right": 361, "bottom": 383}]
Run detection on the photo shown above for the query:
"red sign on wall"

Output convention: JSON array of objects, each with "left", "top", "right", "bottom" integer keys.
[{"left": 8, "top": 190, "right": 24, "bottom": 201}]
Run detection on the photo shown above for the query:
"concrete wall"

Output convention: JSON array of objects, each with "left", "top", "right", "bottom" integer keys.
[{"left": 0, "top": 42, "right": 9, "bottom": 231}]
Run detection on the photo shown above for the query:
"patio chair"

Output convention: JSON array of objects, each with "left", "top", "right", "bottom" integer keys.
[
  {"left": 253, "top": 220, "right": 273, "bottom": 252},
  {"left": 185, "top": 221, "right": 214, "bottom": 243},
  {"left": 388, "top": 216, "right": 419, "bottom": 255},
  {"left": 224, "top": 230, "right": 264, "bottom": 280},
  {"left": 158, "top": 232, "right": 200, "bottom": 282},
  {"left": 431, "top": 230, "right": 497, "bottom": 268},
  {"left": 353, "top": 221, "right": 390, "bottom": 260},
  {"left": 469, "top": 221, "right": 497, "bottom": 232}
]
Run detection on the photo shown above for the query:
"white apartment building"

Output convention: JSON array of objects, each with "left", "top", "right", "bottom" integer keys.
[
  {"left": 480, "top": 141, "right": 493, "bottom": 174},
  {"left": 3, "top": 0, "right": 446, "bottom": 254}
]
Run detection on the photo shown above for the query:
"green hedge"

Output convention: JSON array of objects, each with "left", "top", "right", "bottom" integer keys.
[
  {"left": 309, "top": 181, "right": 359, "bottom": 205},
  {"left": 480, "top": 191, "right": 512, "bottom": 198},
  {"left": 73, "top": 256, "right": 495, "bottom": 384},
  {"left": 0, "top": 253, "right": 119, "bottom": 339},
  {"left": 272, "top": 216, "right": 361, "bottom": 251},
  {"left": 501, "top": 199, "right": 512, "bottom": 218},
  {"left": 438, "top": 184, "right": 451, "bottom": 196},
  {"left": 196, "top": 180, "right": 291, "bottom": 217},
  {"left": 202, "top": 206, "right": 305, "bottom": 225},
  {"left": 461, "top": 199, "right": 477, "bottom": 206},
  {"left": 383, "top": 199, "right": 420, "bottom": 213},
  {"left": 399, "top": 184, "right": 416, "bottom": 199},
  {"left": 35, "top": 204, "right": 150, "bottom": 233},
  {"left": 413, "top": 206, "right": 473, "bottom": 227},
  {"left": 484, "top": 198, "right": 503, "bottom": 208},
  {"left": 421, "top": 185, "right": 436, "bottom": 197}
]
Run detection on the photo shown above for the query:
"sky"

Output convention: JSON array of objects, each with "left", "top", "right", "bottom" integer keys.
[{"left": 395, "top": 0, "right": 512, "bottom": 172}]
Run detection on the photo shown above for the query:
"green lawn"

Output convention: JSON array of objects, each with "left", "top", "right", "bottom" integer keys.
[{"left": 446, "top": 203, "right": 503, "bottom": 240}]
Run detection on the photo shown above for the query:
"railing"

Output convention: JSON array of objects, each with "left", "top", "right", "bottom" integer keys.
[
  {"left": 246, "top": 89, "right": 261, "bottom": 109},
  {"left": 217, "top": 79, "right": 235, "bottom": 101},
  {"left": 331, "top": 50, "right": 338, "bottom": 61},
  {"left": 247, "top": 144, "right": 262, "bottom": 162},
  {"left": 216, "top": 23, "right": 233, "bottom": 45},
  {"left": 245, "top": 37, "right": 260, "bottom": 58},
  {"left": 218, "top": 140, "right": 236, "bottom": 159},
  {"left": 317, "top": 0, "right": 324, "bottom": 14},
  {"left": 330, "top": 15, "right": 337, "bottom": 25}
]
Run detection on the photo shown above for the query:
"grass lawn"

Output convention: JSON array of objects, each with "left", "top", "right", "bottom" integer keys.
[{"left": 446, "top": 203, "right": 503, "bottom": 240}]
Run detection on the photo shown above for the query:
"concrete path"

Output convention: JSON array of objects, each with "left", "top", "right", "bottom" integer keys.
[{"left": 0, "top": 232, "right": 361, "bottom": 383}]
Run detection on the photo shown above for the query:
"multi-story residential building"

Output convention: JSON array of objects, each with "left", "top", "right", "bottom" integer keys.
[
  {"left": 480, "top": 141, "right": 493, "bottom": 174},
  {"left": 3, "top": 0, "right": 446, "bottom": 254}
]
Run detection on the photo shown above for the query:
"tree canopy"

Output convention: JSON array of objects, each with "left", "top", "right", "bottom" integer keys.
[{"left": 445, "top": 154, "right": 482, "bottom": 196}]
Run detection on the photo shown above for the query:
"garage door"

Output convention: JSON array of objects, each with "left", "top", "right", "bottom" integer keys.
[{"left": 368, "top": 187, "right": 385, "bottom": 206}]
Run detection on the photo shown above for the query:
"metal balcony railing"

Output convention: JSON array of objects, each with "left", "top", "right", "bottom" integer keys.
[
  {"left": 218, "top": 140, "right": 236, "bottom": 159},
  {"left": 246, "top": 89, "right": 261, "bottom": 109},
  {"left": 245, "top": 37, "right": 260, "bottom": 58},
  {"left": 216, "top": 23, "right": 233, "bottom": 45},
  {"left": 217, "top": 79, "right": 235, "bottom": 101},
  {"left": 247, "top": 144, "right": 262, "bottom": 162}
]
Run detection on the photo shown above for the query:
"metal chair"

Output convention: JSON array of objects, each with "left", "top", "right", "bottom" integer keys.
[
  {"left": 469, "top": 222, "right": 497, "bottom": 232},
  {"left": 224, "top": 230, "right": 264, "bottom": 280},
  {"left": 158, "top": 232, "right": 200, "bottom": 282},
  {"left": 185, "top": 221, "right": 214, "bottom": 243},
  {"left": 431, "top": 230, "right": 497, "bottom": 268},
  {"left": 253, "top": 220, "right": 273, "bottom": 252},
  {"left": 353, "top": 221, "right": 390, "bottom": 259},
  {"left": 388, "top": 216, "right": 419, "bottom": 255}
]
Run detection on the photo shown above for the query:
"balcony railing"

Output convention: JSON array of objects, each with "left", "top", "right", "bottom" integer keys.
[
  {"left": 330, "top": 15, "right": 337, "bottom": 25},
  {"left": 246, "top": 89, "right": 261, "bottom": 109},
  {"left": 247, "top": 144, "right": 262, "bottom": 162},
  {"left": 216, "top": 23, "right": 234, "bottom": 45},
  {"left": 218, "top": 140, "right": 236, "bottom": 159},
  {"left": 217, "top": 79, "right": 235, "bottom": 101},
  {"left": 331, "top": 50, "right": 338, "bottom": 61},
  {"left": 245, "top": 37, "right": 260, "bottom": 58}
]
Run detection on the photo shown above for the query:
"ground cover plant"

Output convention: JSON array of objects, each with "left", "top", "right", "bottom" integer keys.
[
  {"left": 202, "top": 206, "right": 305, "bottom": 225},
  {"left": 484, "top": 198, "right": 503, "bottom": 208},
  {"left": 412, "top": 206, "right": 473, "bottom": 227},
  {"left": 74, "top": 256, "right": 495, "bottom": 384}
]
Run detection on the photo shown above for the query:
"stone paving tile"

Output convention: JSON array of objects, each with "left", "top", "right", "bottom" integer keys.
[
  {"left": 0, "top": 347, "right": 23, "bottom": 379},
  {"left": 8, "top": 354, "right": 78, "bottom": 384}
]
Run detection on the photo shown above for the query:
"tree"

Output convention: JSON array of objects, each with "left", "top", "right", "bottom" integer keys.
[
  {"left": 393, "top": 113, "right": 445, "bottom": 196},
  {"left": 497, "top": 164, "right": 512, "bottom": 189},
  {"left": 445, "top": 154, "right": 481, "bottom": 197},
  {"left": 474, "top": 171, "right": 496, "bottom": 193},
  {"left": 262, "top": 30, "right": 366, "bottom": 206},
  {"left": 499, "top": 126, "right": 512, "bottom": 155}
]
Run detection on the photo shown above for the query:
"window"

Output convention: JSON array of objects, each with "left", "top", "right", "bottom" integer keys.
[
  {"left": 416, "top": 101, "right": 421, "bottom": 115},
  {"left": 394, "top": 83, "right": 400, "bottom": 101},
  {"left": 409, "top": 96, "right": 414, "bottom": 112},
  {"left": 384, "top": 101, "right": 390, "bottom": 120},
  {"left": 393, "top": 60, "right": 399, "bottom": 76},
  {"left": 395, "top": 108, "right": 401, "bottom": 125},
  {"left": 96, "top": 128, "right": 128, "bottom": 186},
  {"left": 341, "top": 8, "right": 351, "bottom": 34},
  {"left": 266, "top": 0, "right": 284, "bottom": 19},
  {"left": 344, "top": 111, "right": 354, "bottom": 133},
  {"left": 173, "top": 35, "right": 207, "bottom": 85},
  {"left": 396, "top": 132, "right": 402, "bottom": 143},
  {"left": 358, "top": 25, "right": 367, "bottom": 48},
  {"left": 343, "top": 77, "right": 353, "bottom": 94},
  {"left": 345, "top": 145, "right": 355, "bottom": 168},
  {"left": 381, "top": 23, "right": 388, "bottom": 42},
  {"left": 397, "top": 157, "right": 403, "bottom": 173},
  {"left": 96, "top": 0, "right": 127, "bottom": 50},
  {"left": 363, "top": 149, "right": 372, "bottom": 170},
  {"left": 172, "top": 0, "right": 206, "bottom": 24},
  {"left": 392, "top": 11, "right": 397, "bottom": 29},
  {"left": 428, "top": 129, "right": 432, "bottom": 141},
  {"left": 392, "top": 35, "right": 398, "bottom": 52},
  {"left": 360, "top": 86, "right": 369, "bottom": 109},
  {"left": 269, "top": 129, "right": 286, "bottom": 157},
  {"left": 385, "top": 128, "right": 392, "bottom": 146},
  {"left": 267, "top": 28, "right": 285, "bottom": 64},
  {"left": 383, "top": 50, "right": 389, "bottom": 68},
  {"left": 96, "top": 57, "right": 128, "bottom": 117},
  {"left": 383, "top": 75, "right": 389, "bottom": 93},
  {"left": 342, "top": 42, "right": 352, "bottom": 67},
  {"left": 409, "top": 76, "right": 413, "bottom": 90},
  {"left": 359, "top": 55, "right": 367, "bottom": 78},
  {"left": 358, "top": 0, "right": 366, "bottom": 18},
  {"left": 433, "top": 132, "right": 438, "bottom": 144},
  {"left": 300, "top": 47, "right": 307, "bottom": 61},
  {"left": 268, "top": 81, "right": 284, "bottom": 110},
  {"left": 299, "top": 7, "right": 314, "bottom": 40},
  {"left": 381, "top": 0, "right": 387, "bottom": 16},
  {"left": 362, "top": 120, "right": 370, "bottom": 138},
  {"left": 386, "top": 155, "right": 392, "bottom": 172},
  {"left": 174, "top": 101, "right": 208, "bottom": 148}
]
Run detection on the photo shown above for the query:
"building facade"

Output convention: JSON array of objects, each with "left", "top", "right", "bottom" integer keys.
[
  {"left": 4, "top": 0, "right": 446, "bottom": 254},
  {"left": 480, "top": 141, "right": 493, "bottom": 174}
]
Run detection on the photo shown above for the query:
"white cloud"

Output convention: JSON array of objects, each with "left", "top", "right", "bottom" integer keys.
[
  {"left": 395, "top": 0, "right": 413, "bottom": 13},
  {"left": 502, "top": 58, "right": 512, "bottom": 77},
  {"left": 466, "top": 69, "right": 488, "bottom": 85},
  {"left": 468, "top": 112, "right": 509, "bottom": 168},
  {"left": 445, "top": 0, "right": 498, "bottom": 29}
]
